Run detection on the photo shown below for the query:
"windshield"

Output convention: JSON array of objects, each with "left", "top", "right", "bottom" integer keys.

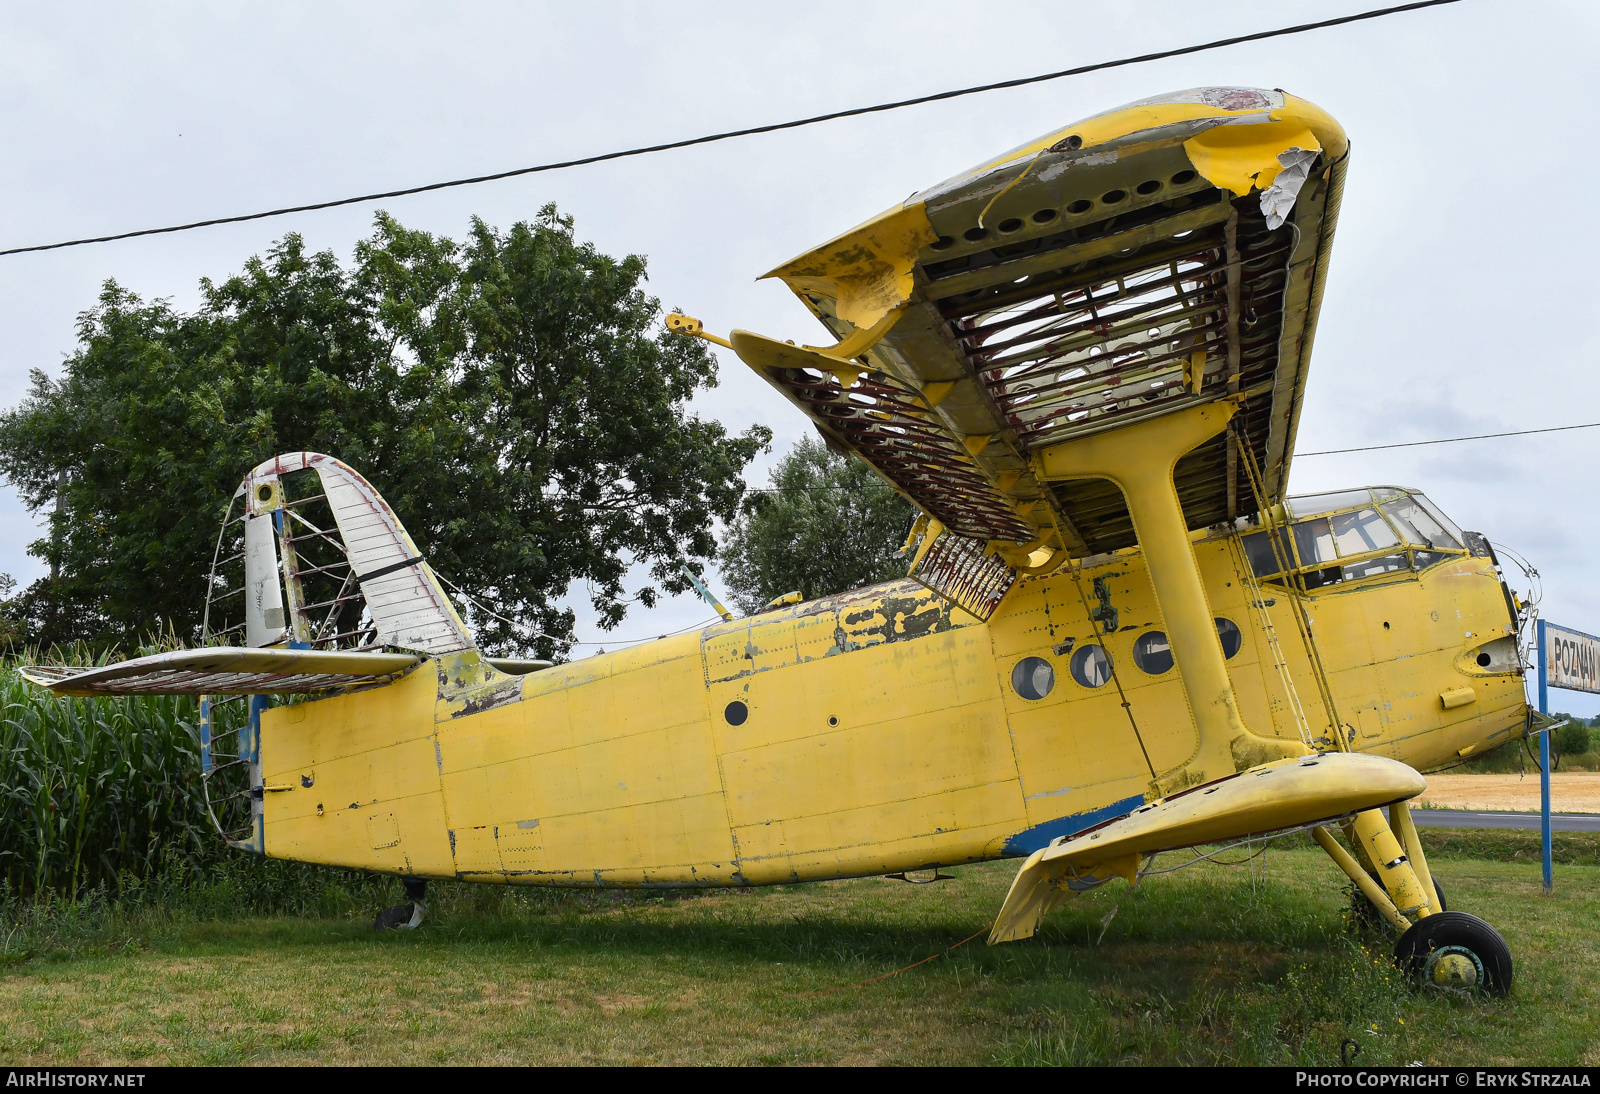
[
  {"left": 1243, "top": 487, "right": 1467, "bottom": 587},
  {"left": 1380, "top": 495, "right": 1462, "bottom": 551}
]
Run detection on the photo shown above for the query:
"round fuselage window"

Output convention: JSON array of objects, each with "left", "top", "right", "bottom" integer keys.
[
  {"left": 1215, "top": 617, "right": 1243, "bottom": 659},
  {"left": 1133, "top": 631, "right": 1174, "bottom": 675},
  {"left": 1011, "top": 656, "right": 1055, "bottom": 700},
  {"left": 1070, "top": 644, "right": 1112, "bottom": 688}
]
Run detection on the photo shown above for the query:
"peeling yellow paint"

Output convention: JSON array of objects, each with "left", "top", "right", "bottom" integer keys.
[{"left": 762, "top": 203, "right": 937, "bottom": 331}]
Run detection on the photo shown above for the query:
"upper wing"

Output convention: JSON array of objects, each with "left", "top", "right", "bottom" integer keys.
[
  {"left": 20, "top": 647, "right": 423, "bottom": 696},
  {"left": 987, "top": 751, "right": 1423, "bottom": 943},
  {"left": 738, "top": 87, "right": 1346, "bottom": 562}
]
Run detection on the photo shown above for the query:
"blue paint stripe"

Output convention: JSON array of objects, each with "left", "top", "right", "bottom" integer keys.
[{"left": 1002, "top": 793, "right": 1145, "bottom": 857}]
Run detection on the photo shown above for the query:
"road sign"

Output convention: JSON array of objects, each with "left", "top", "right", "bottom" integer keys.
[
  {"left": 1544, "top": 622, "right": 1600, "bottom": 695},
  {"left": 1533, "top": 619, "right": 1600, "bottom": 893}
]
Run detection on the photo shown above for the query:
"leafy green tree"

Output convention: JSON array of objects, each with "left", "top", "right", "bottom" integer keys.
[
  {"left": 0, "top": 207, "right": 770, "bottom": 658},
  {"left": 0, "top": 573, "right": 19, "bottom": 649},
  {"left": 718, "top": 435, "right": 917, "bottom": 614},
  {"left": 1558, "top": 720, "right": 1591, "bottom": 757}
]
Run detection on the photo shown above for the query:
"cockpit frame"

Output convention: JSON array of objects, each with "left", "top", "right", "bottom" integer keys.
[{"left": 1241, "top": 485, "right": 1473, "bottom": 593}]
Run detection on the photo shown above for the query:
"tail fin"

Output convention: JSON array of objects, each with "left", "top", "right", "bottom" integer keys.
[{"left": 215, "top": 452, "right": 474, "bottom": 656}]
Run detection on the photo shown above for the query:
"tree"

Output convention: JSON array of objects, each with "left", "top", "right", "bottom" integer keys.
[
  {"left": 718, "top": 435, "right": 918, "bottom": 614},
  {"left": 0, "top": 207, "right": 770, "bottom": 658}
]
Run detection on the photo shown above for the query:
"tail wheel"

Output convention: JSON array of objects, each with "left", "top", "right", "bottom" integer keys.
[{"left": 1394, "top": 911, "right": 1512, "bottom": 996}]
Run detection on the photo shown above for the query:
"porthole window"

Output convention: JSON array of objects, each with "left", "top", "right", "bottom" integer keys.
[
  {"left": 1011, "top": 656, "right": 1055, "bottom": 701},
  {"left": 724, "top": 701, "right": 748, "bottom": 726},
  {"left": 1070, "top": 644, "right": 1112, "bottom": 688},
  {"left": 1133, "top": 631, "right": 1173, "bottom": 675},
  {"left": 1215, "top": 618, "right": 1242, "bottom": 659}
]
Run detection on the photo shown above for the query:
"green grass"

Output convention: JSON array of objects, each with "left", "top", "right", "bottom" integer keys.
[{"left": 1, "top": 845, "right": 1595, "bottom": 1066}]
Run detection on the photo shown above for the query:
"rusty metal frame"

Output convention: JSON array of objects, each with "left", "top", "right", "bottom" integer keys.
[
  {"left": 910, "top": 529, "right": 1018, "bottom": 621},
  {"left": 764, "top": 365, "right": 1035, "bottom": 543}
]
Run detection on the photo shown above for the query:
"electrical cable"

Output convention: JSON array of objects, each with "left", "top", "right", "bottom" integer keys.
[
  {"left": 0, "top": 0, "right": 1462, "bottom": 258},
  {"left": 746, "top": 417, "right": 1597, "bottom": 499},
  {"left": 1297, "top": 420, "right": 1600, "bottom": 457},
  {"left": 787, "top": 925, "right": 990, "bottom": 998}
]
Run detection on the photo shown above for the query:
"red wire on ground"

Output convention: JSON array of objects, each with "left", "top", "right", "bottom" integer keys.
[{"left": 787, "top": 926, "right": 991, "bottom": 998}]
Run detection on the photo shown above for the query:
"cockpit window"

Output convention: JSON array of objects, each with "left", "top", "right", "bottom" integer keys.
[
  {"left": 1380, "top": 495, "right": 1462, "bottom": 551},
  {"left": 1411, "top": 494, "right": 1465, "bottom": 543},
  {"left": 1243, "top": 487, "right": 1468, "bottom": 589},
  {"left": 1331, "top": 507, "right": 1400, "bottom": 555},
  {"left": 1293, "top": 517, "right": 1337, "bottom": 566},
  {"left": 1242, "top": 527, "right": 1292, "bottom": 578},
  {"left": 1285, "top": 490, "right": 1372, "bottom": 520}
]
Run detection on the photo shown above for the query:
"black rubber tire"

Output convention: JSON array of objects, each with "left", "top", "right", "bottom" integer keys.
[
  {"left": 1394, "top": 911, "right": 1512, "bottom": 996},
  {"left": 373, "top": 902, "right": 415, "bottom": 931},
  {"left": 1431, "top": 875, "right": 1447, "bottom": 912}
]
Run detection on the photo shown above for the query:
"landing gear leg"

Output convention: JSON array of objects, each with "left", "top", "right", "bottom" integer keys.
[
  {"left": 1314, "top": 804, "right": 1512, "bottom": 995},
  {"left": 374, "top": 877, "right": 428, "bottom": 931}
]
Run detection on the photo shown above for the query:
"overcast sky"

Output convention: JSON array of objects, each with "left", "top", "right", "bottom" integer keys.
[{"left": 3, "top": 1, "right": 1598, "bottom": 710}]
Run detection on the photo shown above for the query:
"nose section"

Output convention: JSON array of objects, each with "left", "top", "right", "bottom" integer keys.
[{"left": 1462, "top": 529, "right": 1527, "bottom": 650}]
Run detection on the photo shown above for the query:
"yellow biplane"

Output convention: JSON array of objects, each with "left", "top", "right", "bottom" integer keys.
[{"left": 25, "top": 87, "right": 1534, "bottom": 993}]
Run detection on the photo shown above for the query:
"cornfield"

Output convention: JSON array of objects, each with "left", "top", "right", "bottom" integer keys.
[{"left": 0, "top": 657, "right": 240, "bottom": 897}]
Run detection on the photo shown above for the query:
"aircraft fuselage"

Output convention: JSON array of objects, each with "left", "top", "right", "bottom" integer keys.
[{"left": 256, "top": 523, "right": 1525, "bottom": 885}]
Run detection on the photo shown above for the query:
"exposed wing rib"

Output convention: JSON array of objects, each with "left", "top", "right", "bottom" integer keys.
[
  {"left": 19, "top": 647, "right": 422, "bottom": 696},
  {"left": 752, "top": 87, "right": 1346, "bottom": 558},
  {"left": 730, "top": 332, "right": 1035, "bottom": 544}
]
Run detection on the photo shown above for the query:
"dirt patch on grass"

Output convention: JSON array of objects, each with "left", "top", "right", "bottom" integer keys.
[{"left": 1413, "top": 773, "right": 1600, "bottom": 812}]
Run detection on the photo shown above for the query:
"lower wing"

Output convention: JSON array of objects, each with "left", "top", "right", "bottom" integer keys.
[{"left": 989, "top": 751, "right": 1425, "bottom": 943}]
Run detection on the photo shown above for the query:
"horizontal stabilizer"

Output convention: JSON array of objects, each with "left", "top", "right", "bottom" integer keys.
[
  {"left": 19, "top": 647, "right": 423, "bottom": 696},
  {"left": 989, "top": 752, "right": 1426, "bottom": 943}
]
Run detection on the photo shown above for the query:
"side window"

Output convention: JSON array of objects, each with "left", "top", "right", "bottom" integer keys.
[
  {"left": 1132, "top": 631, "right": 1173, "bottom": 675},
  {"left": 1070, "top": 644, "right": 1112, "bottom": 688},
  {"left": 1292, "top": 518, "right": 1337, "bottom": 567},
  {"left": 1011, "top": 656, "right": 1055, "bottom": 701},
  {"left": 1215, "top": 618, "right": 1242, "bottom": 659},
  {"left": 1242, "top": 528, "right": 1292, "bottom": 577},
  {"left": 1342, "top": 554, "right": 1409, "bottom": 582}
]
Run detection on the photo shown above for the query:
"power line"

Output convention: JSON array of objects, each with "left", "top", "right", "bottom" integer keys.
[
  {"left": 0, "top": 0, "right": 1462, "bottom": 258},
  {"left": 1296, "top": 421, "right": 1600, "bottom": 457},
  {"left": 743, "top": 420, "right": 1600, "bottom": 493}
]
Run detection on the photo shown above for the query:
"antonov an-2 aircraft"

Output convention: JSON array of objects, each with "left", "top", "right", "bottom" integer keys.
[{"left": 26, "top": 87, "right": 1536, "bottom": 995}]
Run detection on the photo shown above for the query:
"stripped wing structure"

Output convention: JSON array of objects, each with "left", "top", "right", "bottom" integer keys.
[
  {"left": 735, "top": 86, "right": 1346, "bottom": 572},
  {"left": 19, "top": 647, "right": 421, "bottom": 697}
]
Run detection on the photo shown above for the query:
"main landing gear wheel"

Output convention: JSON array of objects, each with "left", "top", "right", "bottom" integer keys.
[
  {"left": 1394, "top": 911, "right": 1512, "bottom": 996},
  {"left": 374, "top": 877, "right": 428, "bottom": 932}
]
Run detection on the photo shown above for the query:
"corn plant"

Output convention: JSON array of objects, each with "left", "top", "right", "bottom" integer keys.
[{"left": 0, "top": 656, "right": 243, "bottom": 897}]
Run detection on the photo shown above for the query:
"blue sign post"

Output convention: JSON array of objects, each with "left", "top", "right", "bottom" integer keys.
[
  {"left": 1535, "top": 619, "right": 1600, "bottom": 894},
  {"left": 1537, "top": 619, "right": 1553, "bottom": 893}
]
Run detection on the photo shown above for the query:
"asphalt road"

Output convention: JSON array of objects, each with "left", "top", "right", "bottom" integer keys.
[{"left": 1412, "top": 809, "right": 1600, "bottom": 832}]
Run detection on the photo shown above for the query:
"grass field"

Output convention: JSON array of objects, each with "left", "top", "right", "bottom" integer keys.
[{"left": 1, "top": 837, "right": 1596, "bottom": 1066}]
